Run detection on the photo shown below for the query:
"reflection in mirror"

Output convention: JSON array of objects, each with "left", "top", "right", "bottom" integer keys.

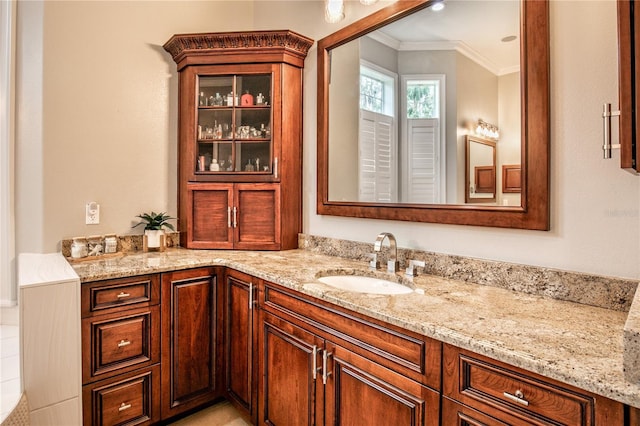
[
  {"left": 326, "top": 0, "right": 521, "bottom": 205},
  {"left": 317, "top": 0, "right": 550, "bottom": 230},
  {"left": 465, "top": 135, "right": 496, "bottom": 204}
]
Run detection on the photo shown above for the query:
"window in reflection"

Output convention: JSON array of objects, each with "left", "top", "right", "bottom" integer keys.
[{"left": 358, "top": 62, "right": 397, "bottom": 202}]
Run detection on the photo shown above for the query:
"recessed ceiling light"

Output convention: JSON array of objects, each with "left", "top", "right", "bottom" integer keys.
[
  {"left": 501, "top": 35, "right": 517, "bottom": 42},
  {"left": 431, "top": 2, "right": 445, "bottom": 12}
]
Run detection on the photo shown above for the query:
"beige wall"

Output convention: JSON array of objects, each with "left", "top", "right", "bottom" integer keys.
[
  {"left": 15, "top": 0, "right": 640, "bottom": 280},
  {"left": 15, "top": 1, "right": 253, "bottom": 253}
]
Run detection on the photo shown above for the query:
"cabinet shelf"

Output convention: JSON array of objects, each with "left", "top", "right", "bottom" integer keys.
[{"left": 198, "top": 105, "right": 270, "bottom": 110}]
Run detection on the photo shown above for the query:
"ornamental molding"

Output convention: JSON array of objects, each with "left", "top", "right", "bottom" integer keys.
[{"left": 164, "top": 30, "right": 314, "bottom": 64}]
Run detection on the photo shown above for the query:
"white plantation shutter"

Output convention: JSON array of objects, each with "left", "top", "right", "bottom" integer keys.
[
  {"left": 359, "top": 110, "right": 396, "bottom": 202},
  {"left": 406, "top": 118, "right": 439, "bottom": 203}
]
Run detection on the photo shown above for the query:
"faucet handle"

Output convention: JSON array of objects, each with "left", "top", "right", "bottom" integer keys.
[
  {"left": 405, "top": 259, "right": 426, "bottom": 277},
  {"left": 367, "top": 253, "right": 380, "bottom": 269}
]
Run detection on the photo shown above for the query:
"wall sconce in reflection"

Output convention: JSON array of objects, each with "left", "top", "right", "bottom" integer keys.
[
  {"left": 475, "top": 119, "right": 500, "bottom": 140},
  {"left": 325, "top": 0, "right": 345, "bottom": 23}
]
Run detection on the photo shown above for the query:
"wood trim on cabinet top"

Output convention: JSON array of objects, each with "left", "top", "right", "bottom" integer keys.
[{"left": 164, "top": 30, "right": 314, "bottom": 70}]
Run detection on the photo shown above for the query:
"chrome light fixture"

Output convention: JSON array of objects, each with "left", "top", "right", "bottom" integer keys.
[
  {"left": 475, "top": 119, "right": 500, "bottom": 140},
  {"left": 360, "top": 0, "right": 378, "bottom": 5},
  {"left": 325, "top": 0, "right": 345, "bottom": 23}
]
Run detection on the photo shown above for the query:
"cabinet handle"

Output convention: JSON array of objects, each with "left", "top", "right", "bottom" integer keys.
[
  {"left": 118, "top": 402, "right": 131, "bottom": 412},
  {"left": 503, "top": 390, "right": 529, "bottom": 406},
  {"left": 248, "top": 282, "right": 255, "bottom": 310},
  {"left": 233, "top": 206, "right": 237, "bottom": 228},
  {"left": 117, "top": 339, "right": 131, "bottom": 348},
  {"left": 312, "top": 346, "right": 319, "bottom": 380},
  {"left": 116, "top": 292, "right": 130, "bottom": 299},
  {"left": 227, "top": 206, "right": 232, "bottom": 228},
  {"left": 322, "top": 350, "right": 333, "bottom": 385},
  {"left": 602, "top": 103, "right": 621, "bottom": 159},
  {"left": 274, "top": 157, "right": 278, "bottom": 179}
]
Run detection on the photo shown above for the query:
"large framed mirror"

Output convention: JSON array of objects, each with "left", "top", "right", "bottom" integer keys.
[{"left": 317, "top": 0, "right": 549, "bottom": 230}]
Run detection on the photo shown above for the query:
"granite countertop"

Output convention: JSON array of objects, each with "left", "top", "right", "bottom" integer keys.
[{"left": 70, "top": 247, "right": 640, "bottom": 409}]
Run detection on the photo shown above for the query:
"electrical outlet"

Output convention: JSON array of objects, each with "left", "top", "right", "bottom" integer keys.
[{"left": 86, "top": 202, "right": 100, "bottom": 224}]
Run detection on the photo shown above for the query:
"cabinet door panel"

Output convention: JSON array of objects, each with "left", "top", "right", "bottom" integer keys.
[
  {"left": 161, "top": 268, "right": 222, "bottom": 419},
  {"left": 260, "top": 311, "right": 324, "bottom": 426},
  {"left": 188, "top": 184, "right": 233, "bottom": 249},
  {"left": 225, "top": 270, "right": 257, "bottom": 423},
  {"left": 235, "top": 184, "right": 280, "bottom": 250},
  {"left": 325, "top": 342, "right": 439, "bottom": 426}
]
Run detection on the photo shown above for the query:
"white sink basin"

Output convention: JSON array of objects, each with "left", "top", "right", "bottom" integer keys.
[{"left": 317, "top": 275, "right": 413, "bottom": 295}]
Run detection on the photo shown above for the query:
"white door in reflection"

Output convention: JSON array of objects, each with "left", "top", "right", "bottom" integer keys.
[{"left": 402, "top": 75, "right": 445, "bottom": 204}]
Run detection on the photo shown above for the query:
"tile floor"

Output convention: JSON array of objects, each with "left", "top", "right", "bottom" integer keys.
[
  {"left": 169, "top": 401, "right": 251, "bottom": 426},
  {"left": 0, "top": 323, "right": 21, "bottom": 421}
]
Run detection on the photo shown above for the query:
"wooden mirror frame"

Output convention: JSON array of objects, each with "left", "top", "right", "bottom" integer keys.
[{"left": 317, "top": 0, "right": 550, "bottom": 230}]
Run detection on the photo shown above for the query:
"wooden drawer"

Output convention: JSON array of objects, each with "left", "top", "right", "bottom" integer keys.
[
  {"left": 83, "top": 305, "right": 160, "bottom": 383},
  {"left": 261, "top": 281, "right": 441, "bottom": 389},
  {"left": 443, "top": 344, "right": 624, "bottom": 425},
  {"left": 82, "top": 364, "right": 160, "bottom": 426},
  {"left": 442, "top": 396, "right": 522, "bottom": 425},
  {"left": 82, "top": 275, "right": 160, "bottom": 318}
]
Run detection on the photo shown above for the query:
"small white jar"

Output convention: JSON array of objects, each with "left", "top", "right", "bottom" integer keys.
[{"left": 71, "top": 238, "right": 88, "bottom": 258}]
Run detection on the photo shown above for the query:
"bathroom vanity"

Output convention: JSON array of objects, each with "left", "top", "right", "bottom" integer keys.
[{"left": 73, "top": 243, "right": 640, "bottom": 425}]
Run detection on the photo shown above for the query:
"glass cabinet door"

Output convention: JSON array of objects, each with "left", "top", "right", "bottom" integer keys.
[{"left": 196, "top": 74, "right": 272, "bottom": 174}]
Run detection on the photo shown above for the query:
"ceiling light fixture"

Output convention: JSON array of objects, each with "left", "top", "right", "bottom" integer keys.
[
  {"left": 431, "top": 1, "right": 445, "bottom": 12},
  {"left": 360, "top": 0, "right": 379, "bottom": 5},
  {"left": 325, "top": 0, "right": 345, "bottom": 23}
]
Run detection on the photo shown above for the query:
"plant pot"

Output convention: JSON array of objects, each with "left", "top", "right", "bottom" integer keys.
[{"left": 143, "top": 229, "right": 166, "bottom": 252}]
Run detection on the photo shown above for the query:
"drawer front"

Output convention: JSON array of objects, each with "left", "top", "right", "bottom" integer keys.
[
  {"left": 82, "top": 365, "right": 160, "bottom": 426},
  {"left": 83, "top": 306, "right": 160, "bottom": 383},
  {"left": 443, "top": 344, "right": 594, "bottom": 426},
  {"left": 82, "top": 275, "right": 160, "bottom": 317},
  {"left": 262, "top": 281, "right": 441, "bottom": 389}
]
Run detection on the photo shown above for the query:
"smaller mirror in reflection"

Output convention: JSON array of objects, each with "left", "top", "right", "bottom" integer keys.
[{"left": 465, "top": 135, "right": 496, "bottom": 203}]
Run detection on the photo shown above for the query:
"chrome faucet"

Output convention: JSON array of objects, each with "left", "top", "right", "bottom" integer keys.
[{"left": 374, "top": 232, "right": 399, "bottom": 273}]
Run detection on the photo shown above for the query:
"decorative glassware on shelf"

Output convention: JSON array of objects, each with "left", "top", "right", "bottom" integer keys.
[{"left": 197, "top": 73, "right": 272, "bottom": 174}]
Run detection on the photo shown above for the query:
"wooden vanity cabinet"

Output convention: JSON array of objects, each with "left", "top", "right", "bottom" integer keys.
[
  {"left": 442, "top": 343, "right": 625, "bottom": 425},
  {"left": 224, "top": 269, "right": 259, "bottom": 423},
  {"left": 164, "top": 31, "right": 313, "bottom": 250},
  {"left": 160, "top": 267, "right": 225, "bottom": 419},
  {"left": 259, "top": 281, "right": 442, "bottom": 426},
  {"left": 81, "top": 275, "right": 161, "bottom": 426}
]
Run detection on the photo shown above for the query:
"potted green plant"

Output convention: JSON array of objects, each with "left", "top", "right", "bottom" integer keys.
[{"left": 132, "top": 211, "right": 176, "bottom": 251}]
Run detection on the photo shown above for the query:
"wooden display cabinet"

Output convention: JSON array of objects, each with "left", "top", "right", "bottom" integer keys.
[{"left": 164, "top": 31, "right": 313, "bottom": 250}]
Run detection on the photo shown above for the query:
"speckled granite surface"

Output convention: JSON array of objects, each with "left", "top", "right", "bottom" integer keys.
[
  {"left": 69, "top": 244, "right": 640, "bottom": 409},
  {"left": 300, "top": 235, "right": 638, "bottom": 312}
]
